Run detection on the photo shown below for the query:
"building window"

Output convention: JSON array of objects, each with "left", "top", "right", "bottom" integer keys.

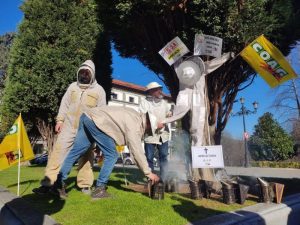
[
  {"left": 111, "top": 93, "right": 118, "bottom": 99},
  {"left": 129, "top": 97, "right": 134, "bottom": 103}
]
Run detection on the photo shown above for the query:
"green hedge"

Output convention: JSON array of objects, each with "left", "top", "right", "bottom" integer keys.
[{"left": 252, "top": 161, "right": 300, "bottom": 169}]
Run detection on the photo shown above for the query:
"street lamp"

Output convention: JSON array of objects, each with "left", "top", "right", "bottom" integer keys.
[{"left": 232, "top": 97, "right": 258, "bottom": 167}]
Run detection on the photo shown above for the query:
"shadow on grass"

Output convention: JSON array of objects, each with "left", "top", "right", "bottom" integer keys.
[
  {"left": 21, "top": 193, "right": 65, "bottom": 216},
  {"left": 111, "top": 166, "right": 146, "bottom": 185},
  {"left": 16, "top": 178, "right": 77, "bottom": 216},
  {"left": 108, "top": 180, "right": 137, "bottom": 193},
  {"left": 170, "top": 195, "right": 224, "bottom": 223},
  {"left": 0, "top": 196, "right": 64, "bottom": 225},
  {"left": 28, "top": 164, "right": 48, "bottom": 168},
  {"left": 7, "top": 179, "right": 39, "bottom": 195},
  {"left": 12, "top": 178, "right": 78, "bottom": 217}
]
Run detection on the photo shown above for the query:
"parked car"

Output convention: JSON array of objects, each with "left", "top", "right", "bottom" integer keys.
[
  {"left": 30, "top": 153, "right": 48, "bottom": 165},
  {"left": 116, "top": 153, "right": 135, "bottom": 165}
]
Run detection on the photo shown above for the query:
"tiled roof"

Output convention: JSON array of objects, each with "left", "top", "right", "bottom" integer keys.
[
  {"left": 112, "top": 79, "right": 146, "bottom": 92},
  {"left": 112, "top": 79, "right": 172, "bottom": 100}
]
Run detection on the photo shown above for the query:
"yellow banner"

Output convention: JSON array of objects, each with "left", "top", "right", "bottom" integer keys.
[
  {"left": 0, "top": 114, "right": 34, "bottom": 170},
  {"left": 240, "top": 35, "right": 297, "bottom": 88}
]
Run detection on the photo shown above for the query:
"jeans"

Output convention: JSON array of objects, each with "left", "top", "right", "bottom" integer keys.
[
  {"left": 59, "top": 114, "right": 118, "bottom": 187},
  {"left": 144, "top": 142, "right": 168, "bottom": 181}
]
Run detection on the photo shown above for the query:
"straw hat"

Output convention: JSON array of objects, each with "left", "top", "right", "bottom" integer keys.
[{"left": 175, "top": 56, "right": 205, "bottom": 86}]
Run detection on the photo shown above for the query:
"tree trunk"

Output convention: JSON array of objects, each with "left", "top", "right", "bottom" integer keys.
[{"left": 36, "top": 118, "right": 56, "bottom": 155}]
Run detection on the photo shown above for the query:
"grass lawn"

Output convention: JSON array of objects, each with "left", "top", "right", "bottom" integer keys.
[{"left": 0, "top": 165, "right": 256, "bottom": 225}]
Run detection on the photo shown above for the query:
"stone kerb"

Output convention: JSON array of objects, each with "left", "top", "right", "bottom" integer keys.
[{"left": 188, "top": 193, "right": 300, "bottom": 225}]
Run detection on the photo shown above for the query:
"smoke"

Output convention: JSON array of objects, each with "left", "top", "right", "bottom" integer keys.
[{"left": 165, "top": 129, "right": 191, "bottom": 182}]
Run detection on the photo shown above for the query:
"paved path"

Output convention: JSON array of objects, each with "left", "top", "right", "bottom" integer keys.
[
  {"left": 225, "top": 167, "right": 300, "bottom": 179},
  {"left": 0, "top": 186, "right": 59, "bottom": 225}
]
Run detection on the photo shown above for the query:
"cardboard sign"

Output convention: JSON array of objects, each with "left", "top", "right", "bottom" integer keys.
[
  {"left": 191, "top": 145, "right": 224, "bottom": 168},
  {"left": 159, "top": 36, "right": 189, "bottom": 65},
  {"left": 194, "top": 34, "right": 222, "bottom": 58}
]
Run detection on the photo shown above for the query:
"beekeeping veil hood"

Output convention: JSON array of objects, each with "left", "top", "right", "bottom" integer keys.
[
  {"left": 77, "top": 60, "right": 96, "bottom": 89},
  {"left": 175, "top": 56, "right": 205, "bottom": 87}
]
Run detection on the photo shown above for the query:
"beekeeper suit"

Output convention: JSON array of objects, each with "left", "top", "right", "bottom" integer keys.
[
  {"left": 162, "top": 53, "right": 231, "bottom": 180},
  {"left": 139, "top": 82, "right": 172, "bottom": 181},
  {"left": 33, "top": 60, "right": 106, "bottom": 194}
]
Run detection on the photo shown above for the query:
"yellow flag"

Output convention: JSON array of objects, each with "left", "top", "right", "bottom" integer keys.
[
  {"left": 0, "top": 114, "right": 34, "bottom": 170},
  {"left": 240, "top": 35, "right": 297, "bottom": 88}
]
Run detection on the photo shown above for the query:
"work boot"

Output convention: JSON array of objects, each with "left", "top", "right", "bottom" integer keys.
[
  {"left": 40, "top": 176, "right": 52, "bottom": 187},
  {"left": 91, "top": 186, "right": 111, "bottom": 200},
  {"left": 57, "top": 184, "right": 68, "bottom": 200},
  {"left": 32, "top": 185, "right": 50, "bottom": 195},
  {"left": 51, "top": 175, "right": 68, "bottom": 200},
  {"left": 50, "top": 183, "right": 68, "bottom": 200},
  {"left": 81, "top": 187, "right": 91, "bottom": 195}
]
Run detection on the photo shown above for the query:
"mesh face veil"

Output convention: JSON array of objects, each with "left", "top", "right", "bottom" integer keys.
[
  {"left": 175, "top": 56, "right": 205, "bottom": 87},
  {"left": 78, "top": 69, "right": 92, "bottom": 84}
]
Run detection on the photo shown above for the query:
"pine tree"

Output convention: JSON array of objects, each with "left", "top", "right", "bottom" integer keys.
[
  {"left": 0, "top": 0, "right": 111, "bottom": 150},
  {"left": 249, "top": 112, "right": 294, "bottom": 161}
]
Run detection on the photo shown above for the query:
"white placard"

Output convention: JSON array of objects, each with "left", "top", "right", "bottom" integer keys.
[
  {"left": 159, "top": 36, "right": 189, "bottom": 65},
  {"left": 194, "top": 34, "right": 222, "bottom": 58},
  {"left": 191, "top": 145, "right": 224, "bottom": 168}
]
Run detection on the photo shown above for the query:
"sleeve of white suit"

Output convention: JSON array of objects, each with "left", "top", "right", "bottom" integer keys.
[
  {"left": 126, "top": 127, "right": 152, "bottom": 175},
  {"left": 203, "top": 52, "right": 232, "bottom": 76},
  {"left": 96, "top": 85, "right": 107, "bottom": 106},
  {"left": 138, "top": 98, "right": 149, "bottom": 114},
  {"left": 162, "top": 88, "right": 192, "bottom": 124}
]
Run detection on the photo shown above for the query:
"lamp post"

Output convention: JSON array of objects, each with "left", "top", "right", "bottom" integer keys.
[{"left": 232, "top": 97, "right": 258, "bottom": 167}]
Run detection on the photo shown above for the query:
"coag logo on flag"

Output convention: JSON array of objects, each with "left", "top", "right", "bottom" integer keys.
[
  {"left": 8, "top": 125, "right": 18, "bottom": 135},
  {"left": 251, "top": 41, "right": 288, "bottom": 81},
  {"left": 240, "top": 35, "right": 297, "bottom": 88}
]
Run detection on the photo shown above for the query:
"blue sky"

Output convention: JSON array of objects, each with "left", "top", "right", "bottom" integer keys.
[{"left": 1, "top": 0, "right": 299, "bottom": 139}]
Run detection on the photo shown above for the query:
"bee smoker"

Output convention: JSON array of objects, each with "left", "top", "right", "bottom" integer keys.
[
  {"left": 149, "top": 180, "right": 164, "bottom": 200},
  {"left": 188, "top": 179, "right": 202, "bottom": 200}
]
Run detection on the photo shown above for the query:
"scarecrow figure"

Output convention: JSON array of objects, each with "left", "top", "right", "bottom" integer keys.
[{"left": 162, "top": 53, "right": 232, "bottom": 181}]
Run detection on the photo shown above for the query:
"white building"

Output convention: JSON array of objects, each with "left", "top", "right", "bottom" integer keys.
[
  {"left": 108, "top": 79, "right": 175, "bottom": 156},
  {"left": 109, "top": 79, "right": 173, "bottom": 111}
]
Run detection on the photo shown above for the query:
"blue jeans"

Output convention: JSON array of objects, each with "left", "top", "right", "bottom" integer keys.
[
  {"left": 59, "top": 114, "right": 118, "bottom": 187},
  {"left": 144, "top": 142, "right": 168, "bottom": 181}
]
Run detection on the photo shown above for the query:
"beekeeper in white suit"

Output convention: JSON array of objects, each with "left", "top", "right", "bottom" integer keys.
[
  {"left": 161, "top": 53, "right": 231, "bottom": 181},
  {"left": 139, "top": 82, "right": 172, "bottom": 181},
  {"left": 33, "top": 60, "right": 106, "bottom": 195}
]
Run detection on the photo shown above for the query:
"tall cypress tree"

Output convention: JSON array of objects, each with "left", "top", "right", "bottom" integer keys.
[
  {"left": 0, "top": 32, "right": 15, "bottom": 96},
  {"left": 0, "top": 0, "right": 112, "bottom": 149}
]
